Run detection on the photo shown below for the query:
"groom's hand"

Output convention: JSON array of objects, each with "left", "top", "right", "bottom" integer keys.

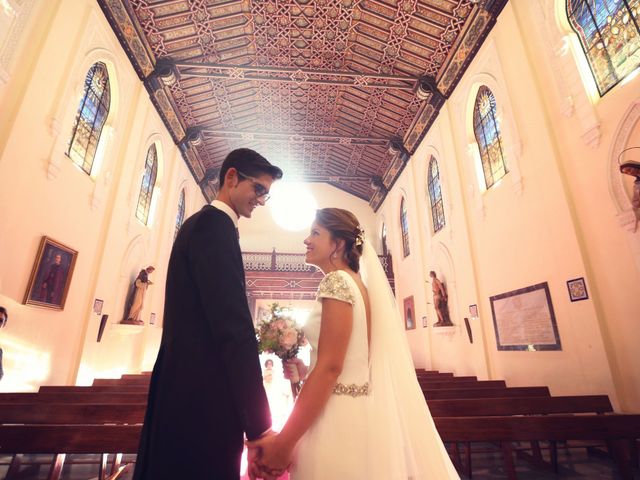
[
  {"left": 246, "top": 433, "right": 291, "bottom": 478},
  {"left": 247, "top": 430, "right": 281, "bottom": 480}
]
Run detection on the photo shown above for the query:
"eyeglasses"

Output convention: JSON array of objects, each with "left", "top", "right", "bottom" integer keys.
[{"left": 236, "top": 170, "right": 271, "bottom": 202}]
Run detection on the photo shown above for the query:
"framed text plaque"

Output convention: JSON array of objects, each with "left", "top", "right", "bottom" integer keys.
[{"left": 490, "top": 282, "right": 561, "bottom": 351}]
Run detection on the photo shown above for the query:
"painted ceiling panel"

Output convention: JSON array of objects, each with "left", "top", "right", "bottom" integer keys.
[{"left": 98, "top": 0, "right": 506, "bottom": 209}]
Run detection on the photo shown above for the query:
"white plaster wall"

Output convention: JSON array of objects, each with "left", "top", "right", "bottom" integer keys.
[
  {"left": 377, "top": 0, "right": 639, "bottom": 410},
  {"left": 0, "top": 0, "right": 638, "bottom": 412},
  {"left": 512, "top": 0, "right": 640, "bottom": 411},
  {"left": 0, "top": 0, "right": 205, "bottom": 389}
]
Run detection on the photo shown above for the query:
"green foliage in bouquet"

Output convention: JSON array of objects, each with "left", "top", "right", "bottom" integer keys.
[{"left": 255, "top": 303, "right": 306, "bottom": 360}]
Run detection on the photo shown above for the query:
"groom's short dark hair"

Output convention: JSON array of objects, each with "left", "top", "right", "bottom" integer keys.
[{"left": 219, "top": 148, "right": 283, "bottom": 187}]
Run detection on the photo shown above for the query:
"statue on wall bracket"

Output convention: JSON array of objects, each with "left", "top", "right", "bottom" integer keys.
[
  {"left": 122, "top": 266, "right": 155, "bottom": 325},
  {"left": 429, "top": 271, "right": 453, "bottom": 327}
]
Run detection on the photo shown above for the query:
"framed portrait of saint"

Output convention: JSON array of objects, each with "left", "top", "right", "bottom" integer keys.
[{"left": 23, "top": 236, "right": 78, "bottom": 310}]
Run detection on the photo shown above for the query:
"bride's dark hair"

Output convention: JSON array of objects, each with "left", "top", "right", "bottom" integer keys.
[{"left": 315, "top": 208, "right": 364, "bottom": 273}]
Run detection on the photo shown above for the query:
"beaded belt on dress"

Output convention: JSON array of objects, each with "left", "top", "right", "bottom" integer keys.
[{"left": 332, "top": 382, "right": 369, "bottom": 397}]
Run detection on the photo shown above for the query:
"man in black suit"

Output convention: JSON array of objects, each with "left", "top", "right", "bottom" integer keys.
[{"left": 133, "top": 148, "right": 283, "bottom": 479}]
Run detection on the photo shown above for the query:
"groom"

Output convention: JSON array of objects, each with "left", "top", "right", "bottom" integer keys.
[{"left": 133, "top": 149, "right": 283, "bottom": 479}]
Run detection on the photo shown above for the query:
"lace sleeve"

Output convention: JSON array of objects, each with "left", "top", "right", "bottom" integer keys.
[{"left": 317, "top": 271, "right": 356, "bottom": 305}]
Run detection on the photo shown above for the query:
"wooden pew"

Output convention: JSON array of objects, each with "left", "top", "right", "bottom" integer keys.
[
  {"left": 426, "top": 395, "right": 613, "bottom": 417},
  {"left": 0, "top": 425, "right": 141, "bottom": 480},
  {"left": 93, "top": 377, "right": 150, "bottom": 386},
  {"left": 434, "top": 415, "right": 640, "bottom": 480},
  {"left": 423, "top": 386, "right": 550, "bottom": 400},
  {"left": 416, "top": 371, "right": 454, "bottom": 377},
  {"left": 427, "top": 395, "right": 616, "bottom": 476},
  {"left": 121, "top": 373, "right": 151, "bottom": 379},
  {"left": 418, "top": 376, "right": 479, "bottom": 382},
  {"left": 0, "top": 403, "right": 146, "bottom": 424},
  {"left": 419, "top": 380, "right": 507, "bottom": 390},
  {"left": 0, "top": 392, "right": 148, "bottom": 404},
  {"left": 39, "top": 386, "right": 148, "bottom": 394},
  {"left": 0, "top": 403, "right": 145, "bottom": 480}
]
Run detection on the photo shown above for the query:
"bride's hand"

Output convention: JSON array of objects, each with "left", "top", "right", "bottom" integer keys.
[{"left": 247, "top": 434, "right": 293, "bottom": 476}]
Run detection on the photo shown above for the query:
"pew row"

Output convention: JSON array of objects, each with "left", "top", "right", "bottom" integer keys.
[
  {"left": 1, "top": 415, "right": 637, "bottom": 479},
  {"left": 434, "top": 415, "right": 640, "bottom": 480}
]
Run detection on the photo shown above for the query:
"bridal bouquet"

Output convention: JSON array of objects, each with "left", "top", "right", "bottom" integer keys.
[
  {"left": 255, "top": 303, "right": 305, "bottom": 360},
  {"left": 256, "top": 303, "right": 306, "bottom": 397}
]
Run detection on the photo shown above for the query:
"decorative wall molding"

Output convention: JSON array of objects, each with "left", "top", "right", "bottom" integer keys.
[
  {"left": 533, "top": 0, "right": 601, "bottom": 148},
  {"left": 0, "top": 0, "right": 35, "bottom": 77}
]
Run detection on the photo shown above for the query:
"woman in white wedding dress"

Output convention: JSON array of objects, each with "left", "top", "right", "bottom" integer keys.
[{"left": 249, "top": 208, "right": 459, "bottom": 480}]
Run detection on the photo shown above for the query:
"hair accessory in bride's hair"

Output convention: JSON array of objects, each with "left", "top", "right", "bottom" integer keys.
[{"left": 354, "top": 225, "right": 365, "bottom": 246}]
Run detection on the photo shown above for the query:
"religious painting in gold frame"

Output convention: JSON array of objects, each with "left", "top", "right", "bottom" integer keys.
[{"left": 23, "top": 236, "right": 78, "bottom": 310}]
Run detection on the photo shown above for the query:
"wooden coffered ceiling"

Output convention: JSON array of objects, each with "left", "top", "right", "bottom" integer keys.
[{"left": 98, "top": 0, "right": 507, "bottom": 209}]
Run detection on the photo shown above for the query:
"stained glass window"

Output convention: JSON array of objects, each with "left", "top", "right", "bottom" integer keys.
[
  {"left": 136, "top": 144, "right": 158, "bottom": 225},
  {"left": 174, "top": 189, "right": 186, "bottom": 241},
  {"left": 473, "top": 86, "right": 507, "bottom": 190},
  {"left": 67, "top": 62, "right": 111, "bottom": 175},
  {"left": 400, "top": 198, "right": 410, "bottom": 258},
  {"left": 427, "top": 156, "right": 446, "bottom": 233},
  {"left": 567, "top": 0, "right": 640, "bottom": 96},
  {"left": 381, "top": 223, "right": 388, "bottom": 256}
]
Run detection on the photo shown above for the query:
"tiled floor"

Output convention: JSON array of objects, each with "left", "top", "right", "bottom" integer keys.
[{"left": 1, "top": 445, "right": 638, "bottom": 479}]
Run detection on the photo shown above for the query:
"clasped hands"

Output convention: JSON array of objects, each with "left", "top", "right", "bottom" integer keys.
[{"left": 246, "top": 430, "right": 292, "bottom": 480}]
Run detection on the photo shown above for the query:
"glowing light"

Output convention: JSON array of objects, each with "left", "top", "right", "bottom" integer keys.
[
  {"left": 76, "top": 364, "right": 129, "bottom": 386},
  {"left": 291, "top": 308, "right": 311, "bottom": 327},
  {"left": 147, "top": 188, "right": 161, "bottom": 227},
  {"left": 269, "top": 182, "right": 317, "bottom": 231},
  {"left": 1, "top": 1, "right": 16, "bottom": 18},
  {"left": 620, "top": 67, "right": 640, "bottom": 87},
  {"left": 0, "top": 337, "right": 51, "bottom": 392}
]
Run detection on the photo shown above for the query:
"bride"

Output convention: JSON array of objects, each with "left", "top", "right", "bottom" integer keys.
[{"left": 248, "top": 208, "right": 459, "bottom": 479}]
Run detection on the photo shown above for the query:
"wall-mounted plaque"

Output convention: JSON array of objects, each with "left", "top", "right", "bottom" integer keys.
[{"left": 490, "top": 282, "right": 561, "bottom": 351}]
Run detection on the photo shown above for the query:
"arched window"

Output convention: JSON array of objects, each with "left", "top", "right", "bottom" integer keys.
[
  {"left": 381, "top": 223, "right": 388, "bottom": 256},
  {"left": 567, "top": 0, "right": 640, "bottom": 96},
  {"left": 400, "top": 197, "right": 410, "bottom": 258},
  {"left": 136, "top": 144, "right": 158, "bottom": 225},
  {"left": 174, "top": 189, "right": 186, "bottom": 241},
  {"left": 67, "top": 62, "right": 111, "bottom": 175},
  {"left": 473, "top": 86, "right": 507, "bottom": 190},
  {"left": 427, "top": 156, "right": 446, "bottom": 233}
]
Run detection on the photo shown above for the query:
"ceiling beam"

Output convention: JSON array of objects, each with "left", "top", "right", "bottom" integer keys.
[
  {"left": 201, "top": 129, "right": 391, "bottom": 146},
  {"left": 174, "top": 60, "right": 418, "bottom": 90}
]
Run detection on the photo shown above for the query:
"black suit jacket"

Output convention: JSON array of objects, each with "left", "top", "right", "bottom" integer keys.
[{"left": 133, "top": 205, "right": 271, "bottom": 480}]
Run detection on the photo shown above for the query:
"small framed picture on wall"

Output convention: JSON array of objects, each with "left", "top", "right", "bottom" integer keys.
[
  {"left": 567, "top": 277, "right": 589, "bottom": 302},
  {"left": 403, "top": 296, "right": 416, "bottom": 330},
  {"left": 93, "top": 299, "right": 104, "bottom": 315}
]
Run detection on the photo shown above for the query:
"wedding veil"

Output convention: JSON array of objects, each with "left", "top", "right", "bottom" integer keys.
[{"left": 360, "top": 240, "right": 459, "bottom": 479}]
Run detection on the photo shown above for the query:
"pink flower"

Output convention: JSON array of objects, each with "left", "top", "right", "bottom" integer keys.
[{"left": 281, "top": 328, "right": 298, "bottom": 349}]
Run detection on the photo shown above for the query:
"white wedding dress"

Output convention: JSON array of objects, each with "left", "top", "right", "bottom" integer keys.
[{"left": 290, "top": 242, "right": 459, "bottom": 479}]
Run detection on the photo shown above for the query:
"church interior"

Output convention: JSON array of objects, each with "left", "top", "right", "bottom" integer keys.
[{"left": 0, "top": 0, "right": 639, "bottom": 478}]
